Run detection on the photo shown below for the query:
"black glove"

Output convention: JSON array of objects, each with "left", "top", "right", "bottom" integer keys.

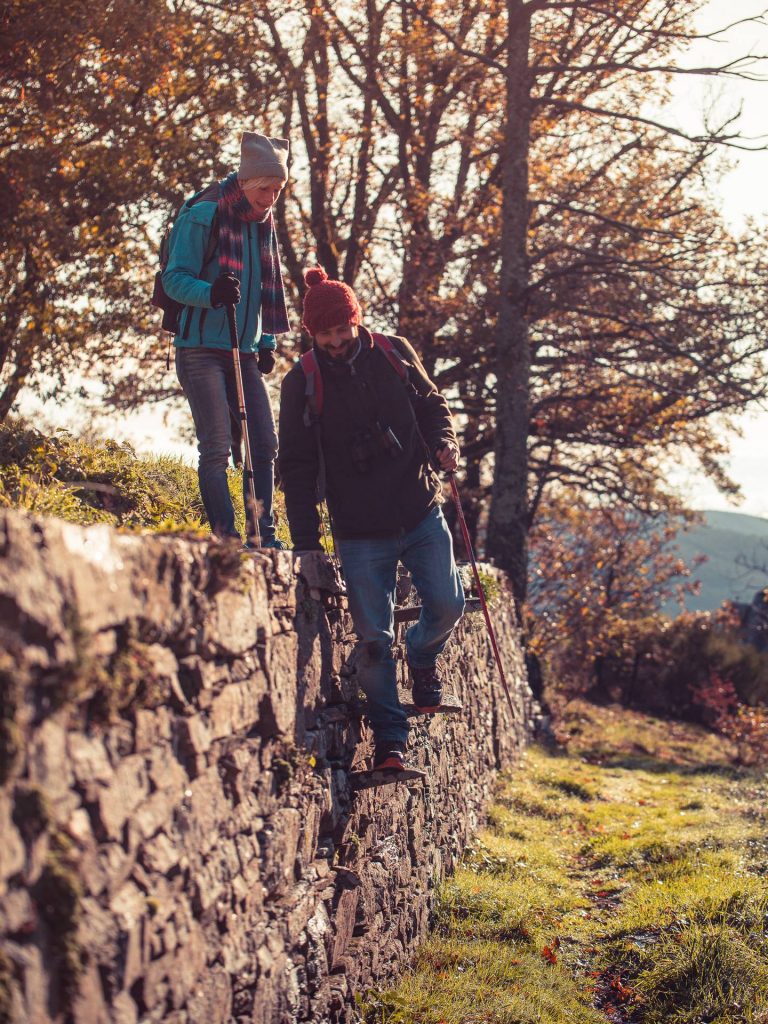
[
  {"left": 210, "top": 273, "right": 240, "bottom": 308},
  {"left": 257, "top": 349, "right": 276, "bottom": 375}
]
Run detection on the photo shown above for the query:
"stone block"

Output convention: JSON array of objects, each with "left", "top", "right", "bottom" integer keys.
[
  {"left": 3, "top": 939, "right": 51, "bottom": 1022},
  {"left": 109, "top": 880, "right": 146, "bottom": 930},
  {"left": 112, "top": 991, "right": 139, "bottom": 1024},
  {"left": 131, "top": 789, "right": 174, "bottom": 842},
  {"left": 258, "top": 807, "right": 302, "bottom": 899},
  {"left": 147, "top": 744, "right": 189, "bottom": 798},
  {"left": 97, "top": 842, "right": 136, "bottom": 900},
  {"left": 169, "top": 919, "right": 207, "bottom": 1007},
  {"left": 264, "top": 634, "right": 299, "bottom": 734},
  {"left": 27, "top": 718, "right": 75, "bottom": 814},
  {"left": 176, "top": 767, "right": 229, "bottom": 859},
  {"left": 94, "top": 754, "right": 148, "bottom": 841},
  {"left": 0, "top": 887, "right": 35, "bottom": 935},
  {"left": 134, "top": 707, "right": 172, "bottom": 753},
  {"left": 77, "top": 845, "right": 109, "bottom": 897},
  {"left": 68, "top": 732, "right": 114, "bottom": 786},
  {"left": 212, "top": 587, "right": 260, "bottom": 657},
  {"left": 72, "top": 960, "right": 110, "bottom": 1024},
  {"left": 140, "top": 832, "right": 180, "bottom": 875},
  {"left": 0, "top": 792, "right": 25, "bottom": 886},
  {"left": 184, "top": 965, "right": 232, "bottom": 1024},
  {"left": 209, "top": 678, "right": 266, "bottom": 740}
]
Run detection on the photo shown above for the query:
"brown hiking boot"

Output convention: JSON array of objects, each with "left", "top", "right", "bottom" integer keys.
[
  {"left": 409, "top": 663, "right": 444, "bottom": 712},
  {"left": 373, "top": 740, "right": 407, "bottom": 771}
]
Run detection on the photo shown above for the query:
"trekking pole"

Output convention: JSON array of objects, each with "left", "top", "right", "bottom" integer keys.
[
  {"left": 447, "top": 472, "right": 518, "bottom": 722},
  {"left": 225, "top": 304, "right": 261, "bottom": 548}
]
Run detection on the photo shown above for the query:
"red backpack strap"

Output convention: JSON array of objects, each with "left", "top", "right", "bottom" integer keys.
[
  {"left": 371, "top": 332, "right": 409, "bottom": 382},
  {"left": 300, "top": 349, "right": 324, "bottom": 424}
]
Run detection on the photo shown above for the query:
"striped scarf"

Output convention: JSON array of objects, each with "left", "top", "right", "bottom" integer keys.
[{"left": 218, "top": 172, "right": 291, "bottom": 335}]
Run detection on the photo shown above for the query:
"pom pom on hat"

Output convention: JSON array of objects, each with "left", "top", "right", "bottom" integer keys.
[
  {"left": 304, "top": 267, "right": 328, "bottom": 288},
  {"left": 302, "top": 266, "right": 362, "bottom": 335}
]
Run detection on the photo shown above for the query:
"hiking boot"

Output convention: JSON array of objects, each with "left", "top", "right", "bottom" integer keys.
[
  {"left": 373, "top": 740, "right": 407, "bottom": 771},
  {"left": 261, "top": 538, "right": 286, "bottom": 550},
  {"left": 244, "top": 538, "right": 286, "bottom": 551},
  {"left": 409, "top": 663, "right": 443, "bottom": 712}
]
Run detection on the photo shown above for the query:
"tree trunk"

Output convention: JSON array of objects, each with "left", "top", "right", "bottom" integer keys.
[{"left": 486, "top": 0, "right": 532, "bottom": 606}]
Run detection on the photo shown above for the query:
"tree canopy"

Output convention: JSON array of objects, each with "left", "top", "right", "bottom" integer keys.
[{"left": 2, "top": 0, "right": 766, "bottom": 601}]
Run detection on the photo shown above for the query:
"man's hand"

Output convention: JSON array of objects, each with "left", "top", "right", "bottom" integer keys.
[
  {"left": 258, "top": 349, "right": 276, "bottom": 375},
  {"left": 435, "top": 443, "right": 460, "bottom": 472},
  {"left": 294, "top": 549, "right": 345, "bottom": 594},
  {"left": 210, "top": 273, "right": 241, "bottom": 308}
]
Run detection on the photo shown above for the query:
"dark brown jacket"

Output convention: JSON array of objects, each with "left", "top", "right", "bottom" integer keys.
[{"left": 278, "top": 326, "right": 457, "bottom": 549}]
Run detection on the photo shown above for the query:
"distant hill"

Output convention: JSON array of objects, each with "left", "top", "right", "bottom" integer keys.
[{"left": 668, "top": 510, "right": 768, "bottom": 613}]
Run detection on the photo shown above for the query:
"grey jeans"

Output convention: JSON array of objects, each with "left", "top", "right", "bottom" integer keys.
[{"left": 175, "top": 346, "right": 278, "bottom": 542}]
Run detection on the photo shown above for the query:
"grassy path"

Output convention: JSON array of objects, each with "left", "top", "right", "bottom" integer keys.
[{"left": 365, "top": 703, "right": 768, "bottom": 1024}]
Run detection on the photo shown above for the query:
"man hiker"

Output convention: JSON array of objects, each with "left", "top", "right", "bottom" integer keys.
[
  {"left": 163, "top": 131, "right": 291, "bottom": 548},
  {"left": 278, "top": 267, "right": 466, "bottom": 771}
]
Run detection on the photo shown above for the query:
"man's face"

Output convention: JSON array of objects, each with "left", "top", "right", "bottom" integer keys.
[
  {"left": 314, "top": 323, "right": 359, "bottom": 361},
  {"left": 242, "top": 180, "right": 284, "bottom": 221}
]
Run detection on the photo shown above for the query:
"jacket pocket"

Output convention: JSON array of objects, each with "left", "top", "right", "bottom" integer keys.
[{"left": 203, "top": 306, "right": 228, "bottom": 344}]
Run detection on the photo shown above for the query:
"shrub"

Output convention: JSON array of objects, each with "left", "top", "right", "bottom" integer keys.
[
  {"left": 690, "top": 673, "right": 768, "bottom": 766},
  {"left": 574, "top": 611, "right": 768, "bottom": 717}
]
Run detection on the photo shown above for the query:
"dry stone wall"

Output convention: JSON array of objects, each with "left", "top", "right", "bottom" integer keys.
[{"left": 0, "top": 509, "right": 534, "bottom": 1024}]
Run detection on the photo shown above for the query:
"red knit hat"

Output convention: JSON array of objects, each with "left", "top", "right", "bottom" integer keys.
[{"left": 301, "top": 266, "right": 362, "bottom": 335}]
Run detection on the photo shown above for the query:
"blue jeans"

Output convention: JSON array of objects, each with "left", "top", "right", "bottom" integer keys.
[
  {"left": 336, "top": 507, "right": 465, "bottom": 744},
  {"left": 175, "top": 347, "right": 278, "bottom": 542}
]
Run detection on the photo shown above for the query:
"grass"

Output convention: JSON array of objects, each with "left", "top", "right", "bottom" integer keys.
[
  {"left": 0, "top": 418, "right": 291, "bottom": 545},
  {"left": 364, "top": 701, "right": 768, "bottom": 1023}
]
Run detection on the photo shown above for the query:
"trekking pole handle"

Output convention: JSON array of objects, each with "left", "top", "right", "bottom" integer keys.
[{"left": 225, "top": 304, "right": 238, "bottom": 348}]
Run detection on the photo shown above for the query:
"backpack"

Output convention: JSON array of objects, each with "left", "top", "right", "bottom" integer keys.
[{"left": 150, "top": 187, "right": 220, "bottom": 335}]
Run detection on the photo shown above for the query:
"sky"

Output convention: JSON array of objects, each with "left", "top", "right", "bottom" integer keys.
[
  {"left": 658, "top": 0, "right": 768, "bottom": 518},
  {"left": 16, "top": 0, "right": 768, "bottom": 520}
]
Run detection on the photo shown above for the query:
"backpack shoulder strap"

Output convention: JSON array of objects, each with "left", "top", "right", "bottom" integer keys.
[
  {"left": 202, "top": 208, "right": 219, "bottom": 270},
  {"left": 299, "top": 350, "right": 327, "bottom": 502},
  {"left": 188, "top": 184, "right": 220, "bottom": 270},
  {"left": 371, "top": 331, "right": 433, "bottom": 402},
  {"left": 371, "top": 332, "right": 409, "bottom": 381},
  {"left": 300, "top": 349, "right": 324, "bottom": 424}
]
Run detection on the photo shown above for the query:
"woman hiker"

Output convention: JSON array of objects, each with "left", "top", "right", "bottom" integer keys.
[{"left": 162, "top": 131, "right": 291, "bottom": 548}]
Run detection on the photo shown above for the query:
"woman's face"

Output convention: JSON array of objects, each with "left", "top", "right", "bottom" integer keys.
[{"left": 242, "top": 179, "right": 284, "bottom": 219}]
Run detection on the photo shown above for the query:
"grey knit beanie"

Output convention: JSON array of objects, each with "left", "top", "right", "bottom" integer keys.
[{"left": 238, "top": 132, "right": 289, "bottom": 181}]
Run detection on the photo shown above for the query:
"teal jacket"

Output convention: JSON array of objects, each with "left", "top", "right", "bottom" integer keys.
[{"left": 162, "top": 196, "right": 275, "bottom": 353}]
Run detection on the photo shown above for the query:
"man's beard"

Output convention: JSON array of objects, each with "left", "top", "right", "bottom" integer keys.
[{"left": 328, "top": 342, "right": 356, "bottom": 361}]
